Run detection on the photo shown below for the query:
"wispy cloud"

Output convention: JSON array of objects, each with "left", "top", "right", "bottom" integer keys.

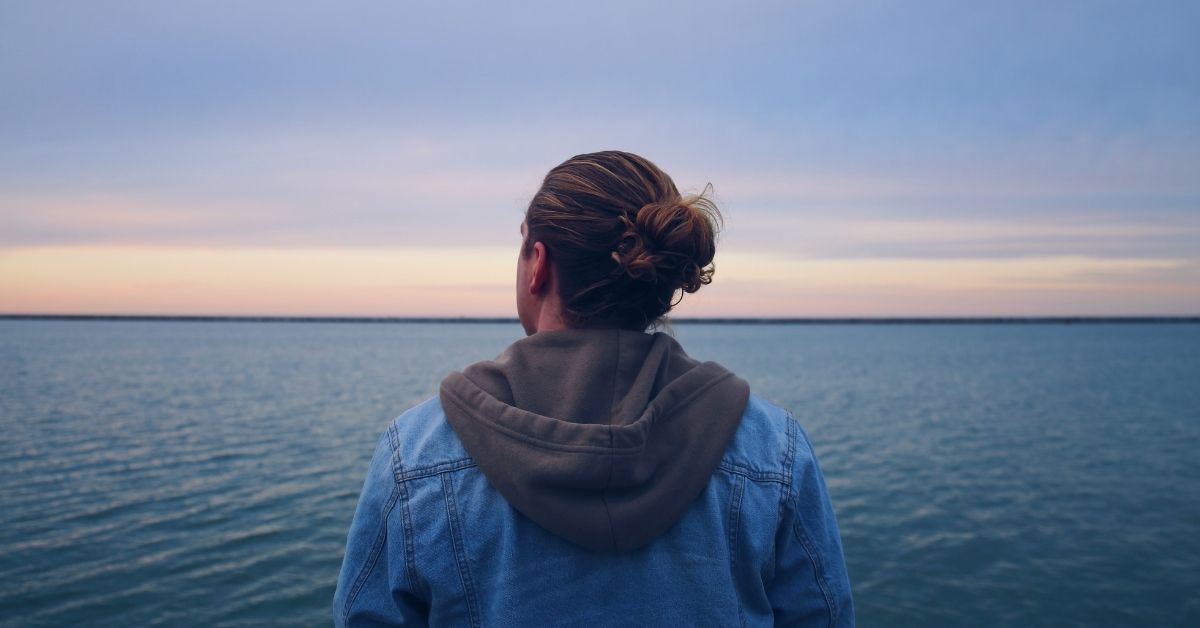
[
  {"left": 3, "top": 246, "right": 1195, "bottom": 317},
  {"left": 1, "top": 1, "right": 1197, "bottom": 314}
]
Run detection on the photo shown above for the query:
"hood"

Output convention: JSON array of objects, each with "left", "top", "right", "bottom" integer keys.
[{"left": 439, "top": 328, "right": 749, "bottom": 553}]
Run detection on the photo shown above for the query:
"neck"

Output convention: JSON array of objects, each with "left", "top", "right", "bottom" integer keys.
[{"left": 533, "top": 308, "right": 568, "bottom": 333}]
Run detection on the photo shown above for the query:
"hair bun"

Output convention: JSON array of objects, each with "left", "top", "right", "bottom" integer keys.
[
  {"left": 612, "top": 194, "right": 719, "bottom": 294},
  {"left": 527, "top": 151, "right": 722, "bottom": 330}
]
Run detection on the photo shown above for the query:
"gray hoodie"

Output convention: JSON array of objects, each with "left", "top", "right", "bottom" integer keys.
[{"left": 439, "top": 328, "right": 750, "bottom": 553}]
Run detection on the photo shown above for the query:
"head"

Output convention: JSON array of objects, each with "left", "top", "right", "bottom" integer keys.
[{"left": 516, "top": 151, "right": 721, "bottom": 334}]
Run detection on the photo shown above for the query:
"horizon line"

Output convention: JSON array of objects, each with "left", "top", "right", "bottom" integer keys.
[{"left": 3, "top": 314, "right": 1199, "bottom": 325}]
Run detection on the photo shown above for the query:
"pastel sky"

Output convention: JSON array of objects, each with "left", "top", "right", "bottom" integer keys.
[{"left": 2, "top": 1, "right": 1198, "bottom": 317}]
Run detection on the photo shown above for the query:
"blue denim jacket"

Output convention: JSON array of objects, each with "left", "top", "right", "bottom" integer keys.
[{"left": 334, "top": 394, "right": 853, "bottom": 627}]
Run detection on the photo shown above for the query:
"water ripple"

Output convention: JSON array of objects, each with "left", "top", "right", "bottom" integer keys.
[{"left": 2, "top": 320, "right": 1198, "bottom": 627}]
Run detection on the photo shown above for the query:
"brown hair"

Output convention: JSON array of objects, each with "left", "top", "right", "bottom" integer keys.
[{"left": 523, "top": 150, "right": 721, "bottom": 330}]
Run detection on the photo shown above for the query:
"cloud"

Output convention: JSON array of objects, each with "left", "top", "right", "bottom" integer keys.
[
  {"left": 685, "top": 253, "right": 1200, "bottom": 316},
  {"left": 6, "top": 186, "right": 1196, "bottom": 264},
  {"left": 1, "top": 2, "right": 1197, "bottom": 315},
  {"left": 720, "top": 214, "right": 1200, "bottom": 260}
]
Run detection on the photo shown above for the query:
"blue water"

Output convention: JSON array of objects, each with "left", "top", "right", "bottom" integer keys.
[{"left": 1, "top": 321, "right": 1198, "bottom": 626}]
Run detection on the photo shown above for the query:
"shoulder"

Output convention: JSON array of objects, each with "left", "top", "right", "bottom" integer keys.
[
  {"left": 735, "top": 399, "right": 854, "bottom": 625},
  {"left": 722, "top": 394, "right": 819, "bottom": 483},
  {"left": 383, "top": 396, "right": 474, "bottom": 477}
]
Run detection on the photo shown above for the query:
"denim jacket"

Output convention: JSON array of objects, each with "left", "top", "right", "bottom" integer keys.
[{"left": 333, "top": 394, "right": 854, "bottom": 627}]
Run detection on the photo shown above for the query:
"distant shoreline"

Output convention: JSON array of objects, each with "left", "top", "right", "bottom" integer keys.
[{"left": 3, "top": 314, "right": 1198, "bottom": 325}]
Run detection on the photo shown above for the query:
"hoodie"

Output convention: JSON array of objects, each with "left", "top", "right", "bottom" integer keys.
[{"left": 438, "top": 328, "right": 750, "bottom": 554}]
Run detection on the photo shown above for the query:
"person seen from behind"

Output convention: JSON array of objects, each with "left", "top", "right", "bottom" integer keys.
[{"left": 334, "top": 150, "right": 854, "bottom": 626}]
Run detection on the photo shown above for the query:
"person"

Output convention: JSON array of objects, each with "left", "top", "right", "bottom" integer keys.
[{"left": 333, "top": 151, "right": 854, "bottom": 627}]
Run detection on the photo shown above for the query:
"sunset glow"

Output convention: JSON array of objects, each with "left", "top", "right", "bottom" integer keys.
[{"left": 4, "top": 246, "right": 1194, "bottom": 317}]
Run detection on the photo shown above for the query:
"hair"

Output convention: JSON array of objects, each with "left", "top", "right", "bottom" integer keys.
[{"left": 522, "top": 150, "right": 721, "bottom": 331}]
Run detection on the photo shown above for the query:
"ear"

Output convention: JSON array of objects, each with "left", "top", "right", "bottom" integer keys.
[{"left": 528, "top": 241, "right": 552, "bottom": 295}]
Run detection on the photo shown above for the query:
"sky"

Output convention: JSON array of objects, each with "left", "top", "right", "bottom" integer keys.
[{"left": 2, "top": 0, "right": 1198, "bottom": 317}]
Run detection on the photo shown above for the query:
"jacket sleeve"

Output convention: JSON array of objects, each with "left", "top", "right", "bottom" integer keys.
[
  {"left": 333, "top": 429, "right": 428, "bottom": 627},
  {"left": 768, "top": 419, "right": 855, "bottom": 627}
]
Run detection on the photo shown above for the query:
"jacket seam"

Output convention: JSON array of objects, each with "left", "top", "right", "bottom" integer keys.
[
  {"left": 727, "top": 473, "right": 747, "bottom": 628},
  {"left": 388, "top": 423, "right": 425, "bottom": 600},
  {"left": 789, "top": 494, "right": 839, "bottom": 628},
  {"left": 441, "top": 474, "right": 482, "bottom": 628},
  {"left": 396, "top": 457, "right": 477, "bottom": 481},
  {"left": 779, "top": 416, "right": 796, "bottom": 520},
  {"left": 718, "top": 460, "right": 788, "bottom": 484},
  {"left": 785, "top": 414, "right": 838, "bottom": 628},
  {"left": 342, "top": 484, "right": 400, "bottom": 619}
]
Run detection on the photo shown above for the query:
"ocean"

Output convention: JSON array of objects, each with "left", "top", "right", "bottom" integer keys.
[{"left": 1, "top": 320, "right": 1197, "bottom": 626}]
